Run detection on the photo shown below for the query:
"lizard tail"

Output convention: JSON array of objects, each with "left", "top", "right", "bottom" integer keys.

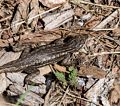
[{"left": 0, "top": 66, "right": 18, "bottom": 74}]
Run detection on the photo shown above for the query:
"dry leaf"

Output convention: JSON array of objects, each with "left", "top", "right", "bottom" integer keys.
[
  {"left": 0, "top": 52, "right": 21, "bottom": 66},
  {"left": 113, "top": 28, "right": 120, "bottom": 36},
  {"left": 7, "top": 84, "right": 44, "bottom": 105},
  {"left": 109, "top": 78, "right": 120, "bottom": 104},
  {"left": 39, "top": 0, "right": 66, "bottom": 8},
  {"left": 86, "top": 73, "right": 115, "bottom": 106},
  {"left": 79, "top": 65, "right": 107, "bottom": 79},
  {"left": 0, "top": 51, "right": 22, "bottom": 93},
  {"left": 38, "top": 65, "right": 52, "bottom": 76},
  {"left": 85, "top": 16, "right": 102, "bottom": 29},
  {"left": 109, "top": 87, "right": 120, "bottom": 104},
  {"left": 43, "top": 7, "right": 74, "bottom": 30},
  {"left": 0, "top": 74, "right": 8, "bottom": 93},
  {"left": 11, "top": 0, "right": 43, "bottom": 32},
  {"left": 53, "top": 64, "right": 67, "bottom": 73},
  {"left": 11, "top": 0, "right": 31, "bottom": 33},
  {"left": 27, "top": 0, "right": 44, "bottom": 28}
]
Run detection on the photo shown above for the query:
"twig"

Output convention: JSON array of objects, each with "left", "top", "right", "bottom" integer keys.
[
  {"left": 103, "top": 35, "right": 120, "bottom": 46},
  {"left": 12, "top": 5, "right": 61, "bottom": 28},
  {"left": 70, "top": 0, "right": 120, "bottom": 31},
  {"left": 43, "top": 87, "right": 52, "bottom": 106},
  {"left": 28, "top": 5, "right": 61, "bottom": 22},
  {"left": 71, "top": 0, "right": 120, "bottom": 9},
  {"left": 58, "top": 86, "right": 69, "bottom": 106},
  {"left": 89, "top": 51, "right": 120, "bottom": 57},
  {"left": 90, "top": 28, "right": 115, "bottom": 31},
  {"left": 92, "top": 9, "right": 120, "bottom": 30},
  {"left": 65, "top": 91, "right": 102, "bottom": 106},
  {"left": 0, "top": 15, "right": 12, "bottom": 22}
]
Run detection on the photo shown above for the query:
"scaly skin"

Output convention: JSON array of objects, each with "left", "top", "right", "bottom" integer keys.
[{"left": 0, "top": 35, "right": 88, "bottom": 76}]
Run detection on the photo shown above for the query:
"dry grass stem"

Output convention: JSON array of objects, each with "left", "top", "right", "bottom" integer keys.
[
  {"left": 89, "top": 51, "right": 120, "bottom": 57},
  {"left": 71, "top": 0, "right": 120, "bottom": 9}
]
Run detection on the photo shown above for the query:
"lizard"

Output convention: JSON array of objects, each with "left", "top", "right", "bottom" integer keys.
[{"left": 0, "top": 35, "right": 88, "bottom": 85}]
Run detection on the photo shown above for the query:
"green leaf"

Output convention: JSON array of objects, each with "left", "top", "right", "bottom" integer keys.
[
  {"left": 68, "top": 66, "right": 77, "bottom": 86},
  {"left": 54, "top": 71, "right": 67, "bottom": 86}
]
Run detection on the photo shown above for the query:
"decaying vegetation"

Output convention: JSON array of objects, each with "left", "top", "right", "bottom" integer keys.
[{"left": 0, "top": 0, "right": 120, "bottom": 106}]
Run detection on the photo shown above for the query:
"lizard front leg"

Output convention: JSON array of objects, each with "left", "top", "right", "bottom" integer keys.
[{"left": 23, "top": 66, "right": 40, "bottom": 86}]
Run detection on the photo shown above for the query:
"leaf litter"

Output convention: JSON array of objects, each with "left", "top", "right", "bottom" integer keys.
[{"left": 0, "top": 0, "right": 120, "bottom": 106}]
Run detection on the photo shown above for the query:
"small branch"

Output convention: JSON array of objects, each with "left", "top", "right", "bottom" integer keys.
[
  {"left": 92, "top": 9, "right": 120, "bottom": 30},
  {"left": 65, "top": 91, "right": 102, "bottom": 106},
  {"left": 89, "top": 51, "right": 120, "bottom": 57},
  {"left": 58, "top": 86, "right": 69, "bottom": 106},
  {"left": 71, "top": 0, "right": 120, "bottom": 9}
]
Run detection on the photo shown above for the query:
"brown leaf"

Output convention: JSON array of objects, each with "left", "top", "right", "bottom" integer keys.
[
  {"left": 38, "top": 65, "right": 52, "bottom": 76},
  {"left": 27, "top": 0, "right": 44, "bottom": 28},
  {"left": 109, "top": 84, "right": 120, "bottom": 104},
  {"left": 53, "top": 64, "right": 67, "bottom": 73},
  {"left": 85, "top": 16, "right": 102, "bottom": 29},
  {"left": 79, "top": 65, "right": 107, "bottom": 79},
  {"left": 43, "top": 4, "right": 74, "bottom": 30},
  {"left": 113, "top": 28, "right": 120, "bottom": 37},
  {"left": 0, "top": 31, "right": 61, "bottom": 47},
  {"left": 11, "top": 0, "right": 31, "bottom": 33},
  {"left": 39, "top": 0, "right": 66, "bottom": 8}
]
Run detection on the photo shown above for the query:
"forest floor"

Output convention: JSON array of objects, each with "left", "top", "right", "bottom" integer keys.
[{"left": 0, "top": 0, "right": 120, "bottom": 106}]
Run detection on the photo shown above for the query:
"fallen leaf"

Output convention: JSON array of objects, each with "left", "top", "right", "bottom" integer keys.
[
  {"left": 79, "top": 65, "right": 107, "bottom": 79},
  {"left": 39, "top": 0, "right": 66, "bottom": 8},
  {"left": 38, "top": 65, "right": 52, "bottom": 76},
  {"left": 53, "top": 64, "right": 67, "bottom": 73},
  {"left": 109, "top": 87, "right": 120, "bottom": 104}
]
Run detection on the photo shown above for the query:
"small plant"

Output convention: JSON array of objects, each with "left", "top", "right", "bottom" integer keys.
[
  {"left": 15, "top": 84, "right": 35, "bottom": 106},
  {"left": 68, "top": 66, "right": 77, "bottom": 86},
  {"left": 54, "top": 66, "right": 78, "bottom": 87},
  {"left": 54, "top": 71, "right": 67, "bottom": 86}
]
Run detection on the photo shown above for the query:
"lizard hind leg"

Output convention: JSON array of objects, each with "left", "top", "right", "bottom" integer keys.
[{"left": 23, "top": 66, "right": 40, "bottom": 86}]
